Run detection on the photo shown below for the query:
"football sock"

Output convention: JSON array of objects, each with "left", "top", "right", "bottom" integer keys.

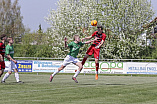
[
  {"left": 15, "top": 72, "right": 20, "bottom": 82},
  {"left": 96, "top": 63, "right": 99, "bottom": 74},
  {"left": 82, "top": 57, "right": 87, "bottom": 65},
  {"left": 73, "top": 70, "right": 80, "bottom": 78},
  {"left": 52, "top": 70, "right": 60, "bottom": 77},
  {"left": 2, "top": 72, "right": 10, "bottom": 81}
]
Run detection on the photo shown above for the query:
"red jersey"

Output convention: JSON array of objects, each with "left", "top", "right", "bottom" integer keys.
[
  {"left": 0, "top": 42, "right": 5, "bottom": 58},
  {"left": 91, "top": 31, "right": 106, "bottom": 46}
]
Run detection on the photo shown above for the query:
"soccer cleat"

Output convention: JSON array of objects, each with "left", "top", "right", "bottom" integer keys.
[
  {"left": 95, "top": 74, "right": 98, "bottom": 80},
  {"left": 72, "top": 77, "right": 78, "bottom": 83},
  {"left": 1, "top": 81, "right": 5, "bottom": 83},
  {"left": 49, "top": 75, "right": 53, "bottom": 82}
]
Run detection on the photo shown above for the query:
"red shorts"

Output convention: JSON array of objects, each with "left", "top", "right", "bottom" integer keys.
[
  {"left": 86, "top": 45, "right": 100, "bottom": 59},
  {"left": 0, "top": 61, "right": 5, "bottom": 70}
]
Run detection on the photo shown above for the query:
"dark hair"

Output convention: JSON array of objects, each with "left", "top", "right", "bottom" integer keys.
[
  {"left": 7, "top": 37, "right": 13, "bottom": 43},
  {"left": 97, "top": 25, "right": 103, "bottom": 30},
  {"left": 0, "top": 34, "right": 6, "bottom": 40}
]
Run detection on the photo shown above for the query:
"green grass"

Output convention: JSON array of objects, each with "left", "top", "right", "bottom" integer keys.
[{"left": 1, "top": 73, "right": 157, "bottom": 104}]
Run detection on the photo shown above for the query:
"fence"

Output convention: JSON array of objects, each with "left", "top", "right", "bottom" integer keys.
[{"left": 14, "top": 57, "right": 157, "bottom": 62}]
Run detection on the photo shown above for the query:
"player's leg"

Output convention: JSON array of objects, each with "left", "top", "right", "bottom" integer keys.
[
  {"left": 14, "top": 69, "right": 19, "bottom": 82},
  {"left": 72, "top": 62, "right": 83, "bottom": 83},
  {"left": 0, "top": 63, "right": 2, "bottom": 77},
  {"left": 94, "top": 48, "right": 100, "bottom": 80},
  {"left": 0, "top": 69, "right": 4, "bottom": 78},
  {"left": 82, "top": 54, "right": 89, "bottom": 65},
  {"left": 49, "top": 65, "right": 66, "bottom": 82},
  {"left": 50, "top": 55, "right": 71, "bottom": 82},
  {"left": 1, "top": 61, "right": 11, "bottom": 83},
  {"left": 1, "top": 71, "right": 12, "bottom": 83},
  {"left": 0, "top": 61, "right": 5, "bottom": 78},
  {"left": 14, "top": 69, "right": 23, "bottom": 83},
  {"left": 82, "top": 46, "right": 93, "bottom": 65},
  {"left": 0, "top": 70, "right": 2, "bottom": 77},
  {"left": 11, "top": 61, "right": 23, "bottom": 83},
  {"left": 52, "top": 65, "right": 66, "bottom": 77},
  {"left": 95, "top": 58, "right": 99, "bottom": 80}
]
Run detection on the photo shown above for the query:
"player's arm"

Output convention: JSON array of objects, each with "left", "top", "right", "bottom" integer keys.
[
  {"left": 81, "top": 36, "right": 93, "bottom": 42},
  {"left": 0, "top": 54, "right": 3, "bottom": 62},
  {"left": 64, "top": 37, "right": 68, "bottom": 48},
  {"left": 0, "top": 44, "right": 3, "bottom": 62},
  {"left": 95, "top": 40, "right": 104, "bottom": 49},
  {"left": 5, "top": 54, "right": 17, "bottom": 64},
  {"left": 4, "top": 55, "right": 9, "bottom": 61},
  {"left": 84, "top": 37, "right": 98, "bottom": 44},
  {"left": 95, "top": 34, "right": 106, "bottom": 49}
]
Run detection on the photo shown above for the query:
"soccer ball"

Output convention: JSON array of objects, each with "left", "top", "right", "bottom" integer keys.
[{"left": 91, "top": 20, "right": 97, "bottom": 26}]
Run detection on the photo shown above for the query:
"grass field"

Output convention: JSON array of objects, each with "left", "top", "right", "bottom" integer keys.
[{"left": 1, "top": 73, "right": 157, "bottom": 104}]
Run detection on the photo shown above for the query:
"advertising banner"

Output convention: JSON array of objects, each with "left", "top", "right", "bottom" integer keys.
[
  {"left": 83, "top": 61, "right": 124, "bottom": 74},
  {"left": 32, "top": 60, "right": 63, "bottom": 72},
  {"left": 31, "top": 61, "right": 124, "bottom": 73},
  {"left": 125, "top": 62, "right": 157, "bottom": 74},
  {"left": 16, "top": 60, "right": 33, "bottom": 72},
  {"left": 15, "top": 60, "right": 157, "bottom": 75}
]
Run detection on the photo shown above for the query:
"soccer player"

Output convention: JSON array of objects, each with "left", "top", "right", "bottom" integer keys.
[
  {"left": 0, "top": 34, "right": 7, "bottom": 78},
  {"left": 1, "top": 37, "right": 23, "bottom": 83},
  {"left": 49, "top": 35, "right": 97, "bottom": 83},
  {"left": 81, "top": 25, "right": 106, "bottom": 80}
]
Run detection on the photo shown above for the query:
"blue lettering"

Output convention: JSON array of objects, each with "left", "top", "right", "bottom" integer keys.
[
  {"left": 147, "top": 67, "right": 156, "bottom": 71},
  {"left": 128, "top": 67, "right": 132, "bottom": 70},
  {"left": 140, "top": 67, "right": 146, "bottom": 70}
]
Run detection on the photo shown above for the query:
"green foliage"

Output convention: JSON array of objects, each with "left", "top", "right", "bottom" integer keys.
[
  {"left": 14, "top": 44, "right": 55, "bottom": 57},
  {"left": 13, "top": 0, "right": 156, "bottom": 59},
  {"left": 152, "top": 45, "right": 157, "bottom": 59},
  {"left": 45, "top": 0, "right": 155, "bottom": 59},
  {"left": 0, "top": 0, "right": 25, "bottom": 38}
]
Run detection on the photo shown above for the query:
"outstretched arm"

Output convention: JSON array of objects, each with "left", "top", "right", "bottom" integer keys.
[
  {"left": 81, "top": 36, "right": 93, "bottom": 42},
  {"left": 64, "top": 37, "right": 68, "bottom": 48},
  {"left": 95, "top": 40, "right": 104, "bottom": 49},
  {"left": 84, "top": 37, "right": 98, "bottom": 44}
]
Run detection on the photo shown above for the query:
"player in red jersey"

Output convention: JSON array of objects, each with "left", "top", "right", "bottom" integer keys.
[
  {"left": 81, "top": 25, "right": 106, "bottom": 80},
  {"left": 0, "top": 34, "right": 7, "bottom": 78}
]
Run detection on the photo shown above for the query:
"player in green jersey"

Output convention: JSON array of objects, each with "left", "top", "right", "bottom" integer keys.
[
  {"left": 50, "top": 35, "right": 97, "bottom": 83},
  {"left": 1, "top": 37, "right": 23, "bottom": 83}
]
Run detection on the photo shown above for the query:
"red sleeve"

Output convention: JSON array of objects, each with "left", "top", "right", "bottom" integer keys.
[
  {"left": 102, "top": 33, "right": 106, "bottom": 41},
  {"left": 92, "top": 31, "right": 97, "bottom": 37},
  {"left": 0, "top": 43, "right": 2, "bottom": 48}
]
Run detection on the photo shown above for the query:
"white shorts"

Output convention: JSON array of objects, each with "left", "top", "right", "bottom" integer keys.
[
  {"left": 62, "top": 55, "right": 80, "bottom": 66},
  {"left": 5, "top": 61, "right": 17, "bottom": 72}
]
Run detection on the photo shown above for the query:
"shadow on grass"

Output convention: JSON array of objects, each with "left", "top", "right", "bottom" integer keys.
[
  {"left": 0, "top": 82, "right": 25, "bottom": 85},
  {"left": 105, "top": 83, "right": 125, "bottom": 85},
  {"left": 79, "top": 84, "right": 97, "bottom": 85},
  {"left": 78, "top": 83, "right": 125, "bottom": 86}
]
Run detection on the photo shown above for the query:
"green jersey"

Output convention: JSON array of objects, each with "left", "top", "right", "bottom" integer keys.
[
  {"left": 4, "top": 44, "right": 14, "bottom": 61},
  {"left": 68, "top": 41, "right": 84, "bottom": 58}
]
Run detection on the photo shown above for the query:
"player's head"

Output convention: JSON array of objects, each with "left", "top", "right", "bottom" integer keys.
[
  {"left": 73, "top": 35, "right": 80, "bottom": 42},
  {"left": 97, "top": 25, "right": 103, "bottom": 34},
  {"left": 7, "top": 37, "right": 13, "bottom": 44},
  {"left": 0, "top": 34, "right": 7, "bottom": 41}
]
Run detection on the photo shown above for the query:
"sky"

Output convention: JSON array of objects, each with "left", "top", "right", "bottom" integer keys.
[
  {"left": 14, "top": 0, "right": 157, "bottom": 32},
  {"left": 18, "top": 0, "right": 58, "bottom": 32}
]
